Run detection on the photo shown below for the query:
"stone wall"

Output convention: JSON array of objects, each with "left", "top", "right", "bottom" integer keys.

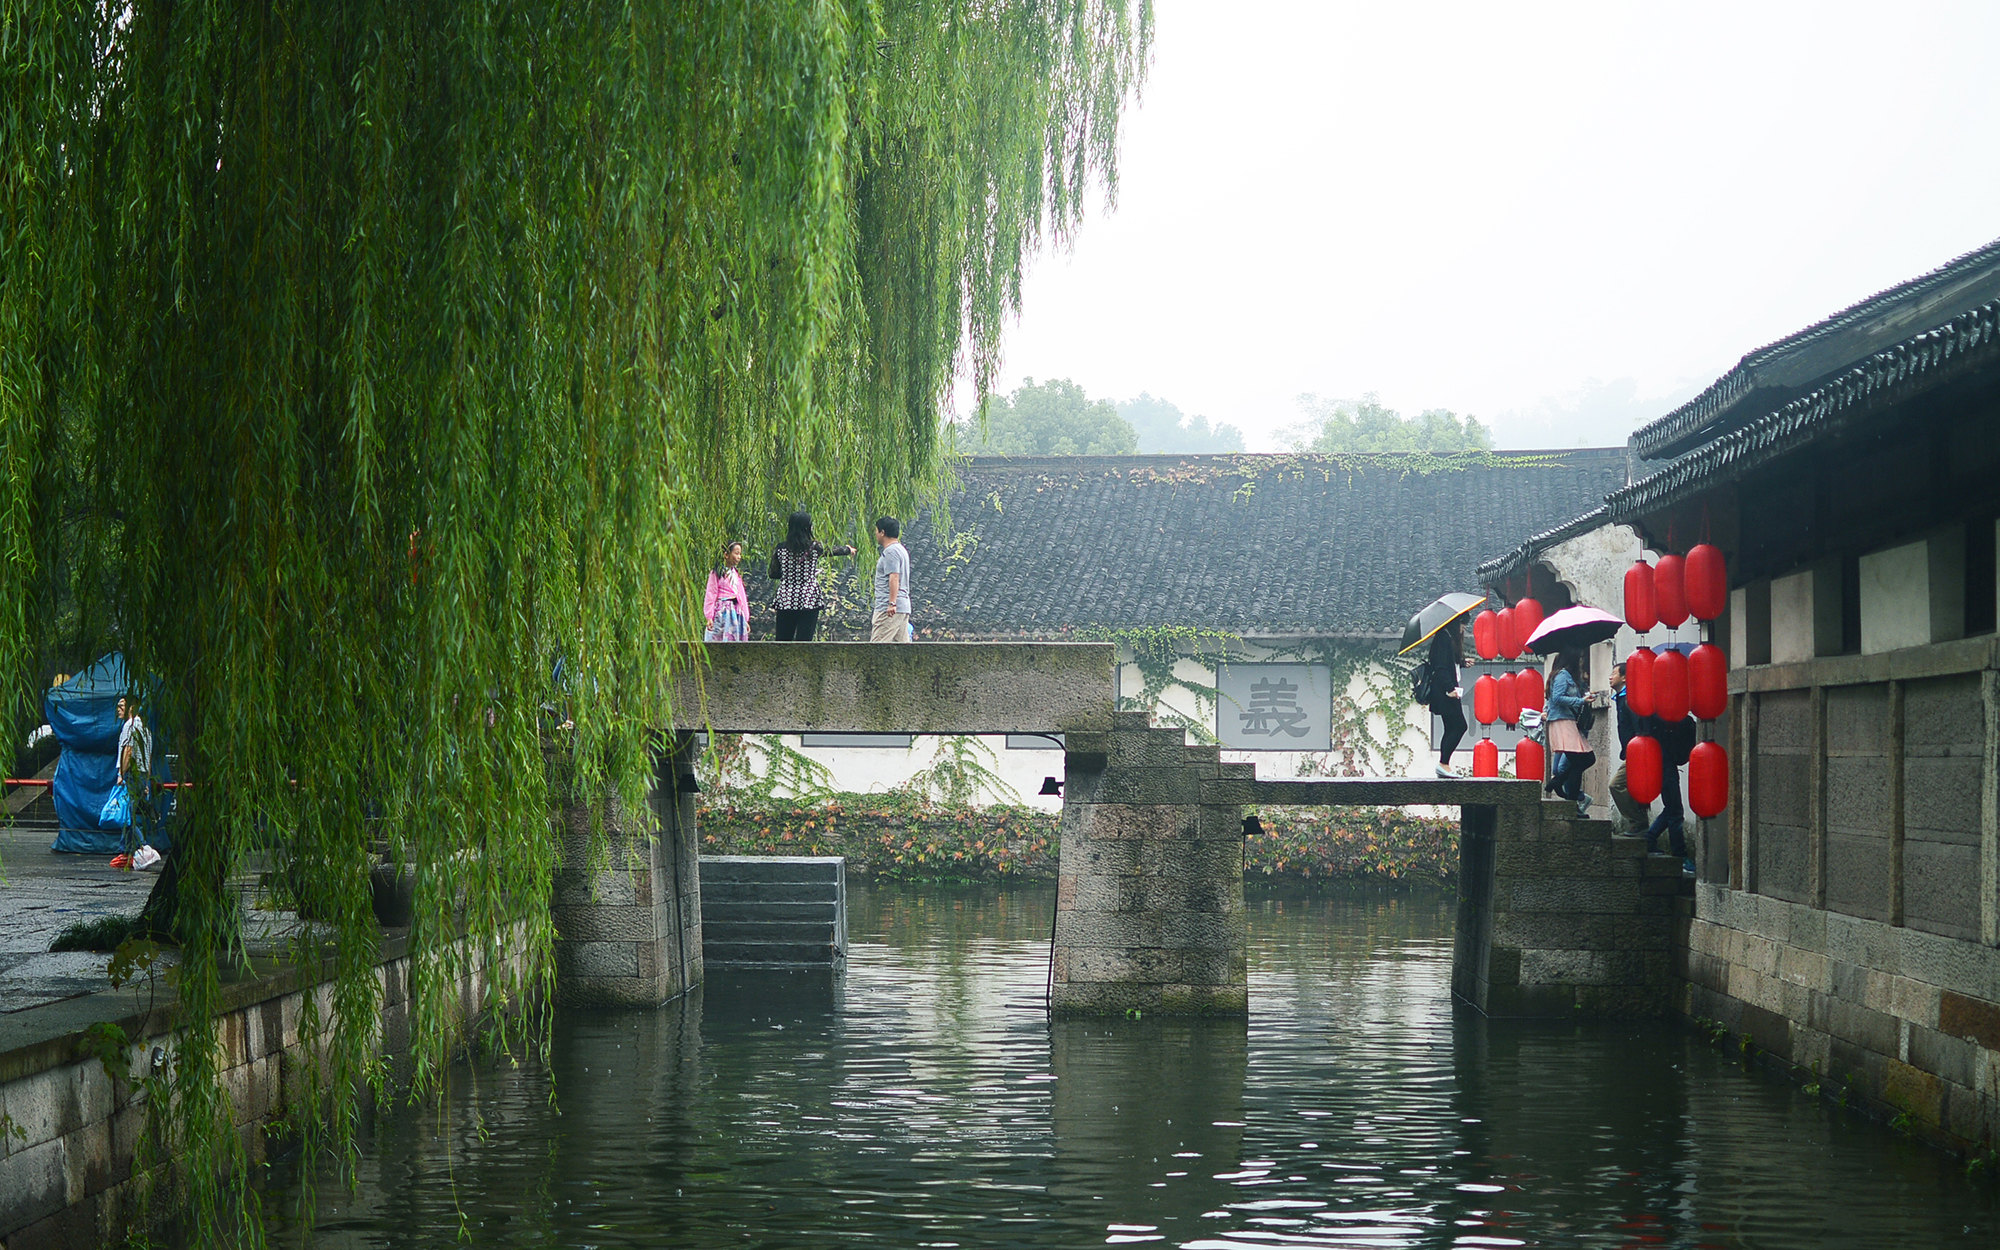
[
  {"left": 1680, "top": 883, "right": 2000, "bottom": 1153},
  {"left": 1455, "top": 798, "right": 1683, "bottom": 1017},
  {"left": 1689, "top": 637, "right": 2000, "bottom": 1153},
  {"left": 551, "top": 736, "right": 703, "bottom": 1007},
  {"left": 0, "top": 927, "right": 529, "bottom": 1248}
]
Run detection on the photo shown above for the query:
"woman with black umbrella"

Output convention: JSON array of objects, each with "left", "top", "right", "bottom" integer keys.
[{"left": 1428, "top": 619, "right": 1468, "bottom": 778}]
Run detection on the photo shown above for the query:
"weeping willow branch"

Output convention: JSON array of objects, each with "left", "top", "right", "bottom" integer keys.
[{"left": 0, "top": 0, "right": 1150, "bottom": 1239}]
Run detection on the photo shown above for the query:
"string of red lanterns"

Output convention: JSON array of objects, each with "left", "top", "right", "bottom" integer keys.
[{"left": 1621, "top": 543, "right": 1733, "bottom": 820}]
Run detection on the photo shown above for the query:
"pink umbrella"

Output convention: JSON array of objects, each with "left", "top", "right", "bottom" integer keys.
[{"left": 1523, "top": 605, "right": 1622, "bottom": 655}]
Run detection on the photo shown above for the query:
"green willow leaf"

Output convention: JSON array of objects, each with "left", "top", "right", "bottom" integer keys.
[{"left": 0, "top": 0, "right": 1149, "bottom": 1239}]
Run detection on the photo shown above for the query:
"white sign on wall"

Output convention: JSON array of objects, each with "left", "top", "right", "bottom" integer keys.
[{"left": 1215, "top": 662, "right": 1331, "bottom": 750}]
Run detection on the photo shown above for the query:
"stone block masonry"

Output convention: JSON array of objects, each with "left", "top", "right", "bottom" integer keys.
[
  {"left": 1052, "top": 718, "right": 1248, "bottom": 1015},
  {"left": 1455, "top": 799, "right": 1683, "bottom": 1018},
  {"left": 1681, "top": 883, "right": 2000, "bottom": 1154},
  {"left": 551, "top": 734, "right": 703, "bottom": 1007},
  {"left": 0, "top": 925, "right": 530, "bottom": 1249}
]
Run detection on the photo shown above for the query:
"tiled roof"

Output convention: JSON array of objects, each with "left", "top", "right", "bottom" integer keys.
[
  {"left": 1631, "top": 236, "right": 2000, "bottom": 461},
  {"left": 1609, "top": 298, "right": 2000, "bottom": 521},
  {"left": 743, "top": 451, "right": 1629, "bottom": 639}
]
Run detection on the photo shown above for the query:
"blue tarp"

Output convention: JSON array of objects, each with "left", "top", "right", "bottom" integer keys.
[{"left": 44, "top": 654, "right": 171, "bottom": 855}]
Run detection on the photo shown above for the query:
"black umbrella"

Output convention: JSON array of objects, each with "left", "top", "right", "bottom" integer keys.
[{"left": 1397, "top": 592, "right": 1488, "bottom": 656}]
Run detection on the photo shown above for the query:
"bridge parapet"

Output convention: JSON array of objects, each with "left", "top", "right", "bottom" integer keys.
[{"left": 671, "top": 641, "right": 1115, "bottom": 735}]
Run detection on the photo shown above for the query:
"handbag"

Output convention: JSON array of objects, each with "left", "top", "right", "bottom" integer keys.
[
  {"left": 1575, "top": 698, "right": 1597, "bottom": 735},
  {"left": 100, "top": 785, "right": 131, "bottom": 826}
]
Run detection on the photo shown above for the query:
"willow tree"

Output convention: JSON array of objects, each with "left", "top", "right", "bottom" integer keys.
[{"left": 1, "top": 0, "right": 1148, "bottom": 1236}]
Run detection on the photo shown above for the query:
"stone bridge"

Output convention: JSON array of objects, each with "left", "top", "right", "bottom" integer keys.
[{"left": 555, "top": 643, "right": 1675, "bottom": 1018}]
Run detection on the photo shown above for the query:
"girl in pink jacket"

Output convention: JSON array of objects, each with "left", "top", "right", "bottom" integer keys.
[{"left": 703, "top": 541, "right": 750, "bottom": 641}]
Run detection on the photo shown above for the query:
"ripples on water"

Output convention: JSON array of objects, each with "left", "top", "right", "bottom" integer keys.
[{"left": 264, "top": 885, "right": 1998, "bottom": 1248}]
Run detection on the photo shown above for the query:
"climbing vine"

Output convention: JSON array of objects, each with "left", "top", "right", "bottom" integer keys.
[
  {"left": 1077, "top": 624, "right": 1236, "bottom": 742},
  {"left": 1254, "top": 639, "right": 1422, "bottom": 777},
  {"left": 0, "top": 1, "right": 1150, "bottom": 1240},
  {"left": 1074, "top": 627, "right": 1420, "bottom": 772}
]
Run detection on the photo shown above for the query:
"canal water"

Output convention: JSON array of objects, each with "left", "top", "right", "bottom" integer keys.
[{"left": 265, "top": 884, "right": 2000, "bottom": 1248}]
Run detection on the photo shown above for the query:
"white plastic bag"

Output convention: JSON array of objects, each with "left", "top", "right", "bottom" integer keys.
[{"left": 133, "top": 844, "right": 162, "bottom": 870}]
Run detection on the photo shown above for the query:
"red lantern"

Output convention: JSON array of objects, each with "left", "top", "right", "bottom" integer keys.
[
  {"left": 1473, "top": 610, "right": 1499, "bottom": 660},
  {"left": 1625, "top": 647, "right": 1655, "bottom": 718},
  {"left": 1688, "top": 741, "right": 1729, "bottom": 818},
  {"left": 1496, "top": 671, "right": 1521, "bottom": 726},
  {"left": 1624, "top": 560, "right": 1657, "bottom": 633},
  {"left": 1689, "top": 643, "right": 1728, "bottom": 721},
  {"left": 1653, "top": 647, "right": 1689, "bottom": 723},
  {"left": 1514, "top": 597, "right": 1545, "bottom": 647},
  {"left": 1625, "top": 735, "right": 1662, "bottom": 805},
  {"left": 1655, "top": 553, "right": 1688, "bottom": 628},
  {"left": 1472, "top": 738, "right": 1500, "bottom": 778},
  {"left": 1514, "top": 736, "right": 1545, "bottom": 785},
  {"left": 1473, "top": 674, "right": 1499, "bottom": 725},
  {"left": 1517, "top": 667, "right": 1544, "bottom": 718},
  {"left": 1497, "top": 607, "right": 1522, "bottom": 660},
  {"left": 1685, "top": 543, "right": 1727, "bottom": 622}
]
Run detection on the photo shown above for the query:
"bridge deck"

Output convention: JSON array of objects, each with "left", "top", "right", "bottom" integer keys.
[
  {"left": 673, "top": 641, "right": 1116, "bottom": 735},
  {"left": 1209, "top": 777, "right": 1542, "bottom": 807}
]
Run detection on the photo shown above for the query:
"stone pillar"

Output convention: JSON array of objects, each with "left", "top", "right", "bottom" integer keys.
[
  {"left": 1452, "top": 796, "right": 1679, "bottom": 1017},
  {"left": 1052, "top": 715, "right": 1247, "bottom": 1015},
  {"left": 551, "top": 734, "right": 703, "bottom": 1006}
]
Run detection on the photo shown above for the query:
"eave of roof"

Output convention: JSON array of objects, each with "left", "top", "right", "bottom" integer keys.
[
  {"left": 1475, "top": 505, "right": 1612, "bottom": 583},
  {"left": 1631, "top": 236, "right": 2000, "bottom": 461},
  {"left": 1609, "top": 298, "right": 2000, "bottom": 522}
]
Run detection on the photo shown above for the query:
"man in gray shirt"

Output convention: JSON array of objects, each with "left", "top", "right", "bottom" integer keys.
[{"left": 871, "top": 516, "right": 911, "bottom": 642}]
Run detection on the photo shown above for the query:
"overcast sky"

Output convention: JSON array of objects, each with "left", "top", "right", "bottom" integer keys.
[{"left": 990, "top": 1, "right": 2000, "bottom": 450}]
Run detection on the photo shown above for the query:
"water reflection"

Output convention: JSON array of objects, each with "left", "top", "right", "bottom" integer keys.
[{"left": 260, "top": 882, "right": 1999, "bottom": 1249}]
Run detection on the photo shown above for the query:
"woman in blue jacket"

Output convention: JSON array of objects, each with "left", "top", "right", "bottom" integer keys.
[{"left": 1544, "top": 649, "right": 1597, "bottom": 813}]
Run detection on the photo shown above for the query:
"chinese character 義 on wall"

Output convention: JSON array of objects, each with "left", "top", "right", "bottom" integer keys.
[{"left": 1215, "top": 662, "right": 1332, "bottom": 750}]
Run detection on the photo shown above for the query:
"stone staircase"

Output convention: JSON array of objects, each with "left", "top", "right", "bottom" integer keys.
[
  {"left": 1466, "top": 799, "right": 1691, "bottom": 1016},
  {"left": 699, "top": 855, "right": 846, "bottom": 968}
]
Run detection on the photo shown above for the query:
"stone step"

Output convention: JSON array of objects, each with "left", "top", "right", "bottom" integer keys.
[
  {"left": 1114, "top": 710, "right": 1152, "bottom": 731},
  {"left": 703, "top": 938, "right": 842, "bottom": 966},
  {"left": 700, "top": 855, "right": 843, "bottom": 883},
  {"left": 704, "top": 919, "right": 837, "bottom": 944},
  {"left": 702, "top": 879, "right": 840, "bottom": 904},
  {"left": 704, "top": 872, "right": 836, "bottom": 900},
  {"left": 703, "top": 899, "right": 839, "bottom": 923}
]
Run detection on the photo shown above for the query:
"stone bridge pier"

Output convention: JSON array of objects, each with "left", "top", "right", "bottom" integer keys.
[{"left": 1052, "top": 714, "right": 1252, "bottom": 1014}]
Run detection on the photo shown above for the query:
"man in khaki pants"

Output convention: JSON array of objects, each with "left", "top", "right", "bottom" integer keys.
[{"left": 870, "top": 516, "right": 911, "bottom": 642}]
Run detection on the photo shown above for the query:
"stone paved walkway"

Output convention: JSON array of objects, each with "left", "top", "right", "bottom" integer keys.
[{"left": 0, "top": 822, "right": 155, "bottom": 1014}]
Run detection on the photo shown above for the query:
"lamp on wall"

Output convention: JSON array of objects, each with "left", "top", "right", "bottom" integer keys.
[
  {"left": 1241, "top": 814, "right": 1265, "bottom": 838},
  {"left": 1039, "top": 776, "right": 1063, "bottom": 796}
]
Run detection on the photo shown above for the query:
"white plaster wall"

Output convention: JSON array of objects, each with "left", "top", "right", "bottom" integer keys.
[
  {"left": 1769, "top": 569, "right": 1816, "bottom": 664},
  {"left": 1538, "top": 526, "right": 1718, "bottom": 675},
  {"left": 1859, "top": 537, "right": 1937, "bottom": 653}
]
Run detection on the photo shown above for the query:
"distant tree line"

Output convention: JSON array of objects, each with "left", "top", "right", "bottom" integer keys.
[
  {"left": 1284, "top": 393, "right": 1492, "bottom": 453},
  {"left": 954, "top": 381, "right": 1490, "bottom": 456},
  {"left": 954, "top": 378, "right": 1245, "bottom": 456}
]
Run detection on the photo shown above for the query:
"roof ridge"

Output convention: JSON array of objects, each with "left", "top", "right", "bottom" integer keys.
[
  {"left": 959, "top": 447, "right": 1626, "bottom": 470},
  {"left": 1631, "top": 235, "right": 2000, "bottom": 459},
  {"left": 1610, "top": 296, "right": 2000, "bottom": 520}
]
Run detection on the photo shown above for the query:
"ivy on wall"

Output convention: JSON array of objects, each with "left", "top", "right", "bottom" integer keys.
[{"left": 1072, "top": 627, "right": 1420, "bottom": 774}]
